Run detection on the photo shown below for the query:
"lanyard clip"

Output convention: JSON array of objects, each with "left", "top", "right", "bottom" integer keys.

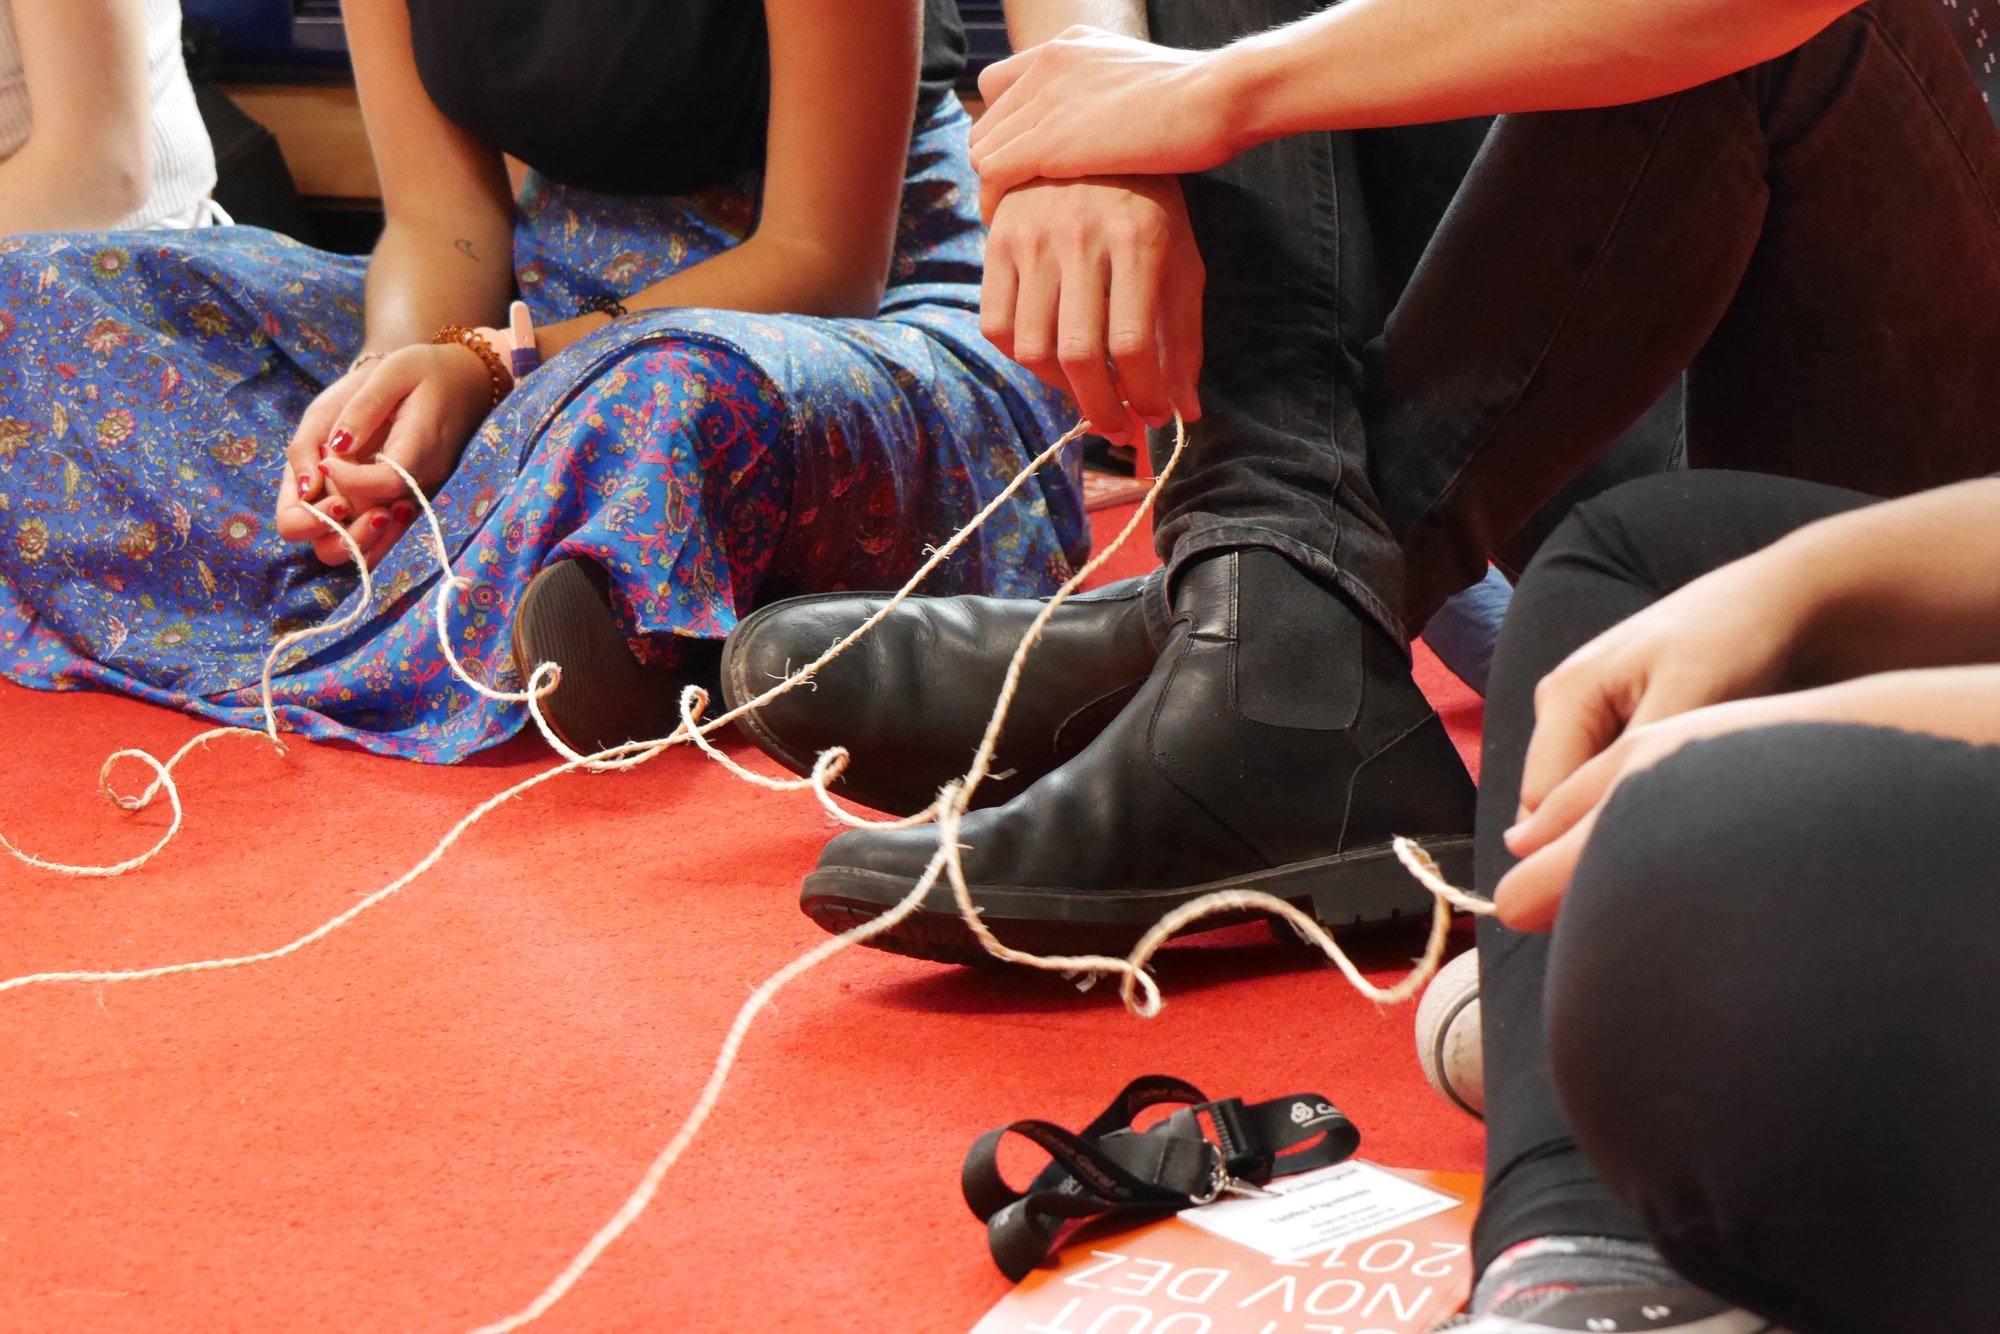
[
  {"left": 1190, "top": 1155, "right": 1280, "bottom": 1205},
  {"left": 1219, "top": 1176, "right": 1281, "bottom": 1201}
]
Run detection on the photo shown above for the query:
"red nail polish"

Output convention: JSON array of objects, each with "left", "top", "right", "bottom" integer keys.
[
  {"left": 298, "top": 473, "right": 313, "bottom": 496},
  {"left": 328, "top": 502, "right": 350, "bottom": 521},
  {"left": 329, "top": 429, "right": 354, "bottom": 455},
  {"left": 370, "top": 512, "right": 389, "bottom": 530},
  {"left": 391, "top": 502, "right": 415, "bottom": 523}
]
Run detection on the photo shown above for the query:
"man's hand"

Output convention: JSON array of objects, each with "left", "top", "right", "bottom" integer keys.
[
  {"left": 980, "top": 175, "right": 1204, "bottom": 445},
  {"left": 971, "top": 27, "right": 1240, "bottom": 207}
]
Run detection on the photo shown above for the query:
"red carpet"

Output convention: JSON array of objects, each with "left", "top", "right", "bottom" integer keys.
[{"left": 0, "top": 505, "right": 1484, "bottom": 1332}]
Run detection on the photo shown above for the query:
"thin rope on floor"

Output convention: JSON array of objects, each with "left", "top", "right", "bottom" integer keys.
[
  {"left": 0, "top": 414, "right": 1494, "bottom": 1331},
  {"left": 1, "top": 532, "right": 391, "bottom": 879}
]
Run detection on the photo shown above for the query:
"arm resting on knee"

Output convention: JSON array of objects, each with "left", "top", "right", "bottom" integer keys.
[
  {"left": 1004, "top": 0, "right": 1147, "bottom": 46},
  {"left": 1220, "top": 0, "right": 1864, "bottom": 139},
  {"left": 1773, "top": 478, "right": 2000, "bottom": 680},
  {"left": 1766, "top": 665, "right": 2000, "bottom": 749}
]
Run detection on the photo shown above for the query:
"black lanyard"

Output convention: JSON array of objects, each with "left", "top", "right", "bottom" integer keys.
[{"left": 962, "top": 1075, "right": 1362, "bottom": 1280}]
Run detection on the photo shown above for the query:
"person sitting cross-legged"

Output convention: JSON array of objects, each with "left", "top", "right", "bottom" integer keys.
[
  {"left": 0, "top": 0, "right": 1085, "bottom": 761},
  {"left": 1442, "top": 468, "right": 2000, "bottom": 1333},
  {"left": 721, "top": 0, "right": 2000, "bottom": 970}
]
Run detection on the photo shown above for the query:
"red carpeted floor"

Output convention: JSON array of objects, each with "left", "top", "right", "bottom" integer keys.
[{"left": 0, "top": 505, "right": 1485, "bottom": 1332}]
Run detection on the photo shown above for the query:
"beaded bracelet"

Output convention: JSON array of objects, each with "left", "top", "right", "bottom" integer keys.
[
  {"left": 578, "top": 294, "right": 629, "bottom": 320},
  {"left": 432, "top": 325, "right": 511, "bottom": 409}
]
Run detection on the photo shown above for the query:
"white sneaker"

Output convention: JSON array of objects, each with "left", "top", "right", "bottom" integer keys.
[
  {"left": 1416, "top": 947, "right": 1483, "bottom": 1116},
  {"left": 1433, "top": 1284, "right": 1784, "bottom": 1332}
]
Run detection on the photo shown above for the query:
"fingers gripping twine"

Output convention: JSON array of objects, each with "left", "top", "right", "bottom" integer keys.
[{"left": 0, "top": 414, "right": 1495, "bottom": 1331}]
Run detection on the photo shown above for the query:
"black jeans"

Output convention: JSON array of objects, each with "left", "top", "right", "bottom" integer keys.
[
  {"left": 1475, "top": 470, "right": 2000, "bottom": 1332},
  {"left": 1147, "top": 0, "right": 2000, "bottom": 639}
]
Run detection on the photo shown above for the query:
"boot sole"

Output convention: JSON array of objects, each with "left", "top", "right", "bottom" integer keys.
[
  {"left": 511, "top": 559, "right": 684, "bottom": 755},
  {"left": 800, "top": 834, "right": 1477, "bottom": 967}
]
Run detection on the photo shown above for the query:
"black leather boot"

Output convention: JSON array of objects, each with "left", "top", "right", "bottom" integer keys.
[
  {"left": 800, "top": 549, "right": 1477, "bottom": 963},
  {"left": 720, "top": 571, "right": 1168, "bottom": 815}
]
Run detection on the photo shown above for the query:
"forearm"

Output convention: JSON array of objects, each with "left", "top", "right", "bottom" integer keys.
[
  {"left": 539, "top": 228, "right": 889, "bottom": 359},
  {"left": 1212, "top": 0, "right": 1858, "bottom": 142},
  {"left": 534, "top": 0, "right": 917, "bottom": 361},
  {"left": 1761, "top": 665, "right": 2000, "bottom": 750},
  {"left": 1005, "top": 0, "right": 1146, "bottom": 47},
  {"left": 0, "top": 0, "right": 152, "bottom": 234},
  {"left": 1758, "top": 478, "right": 2000, "bottom": 681},
  {"left": 0, "top": 140, "right": 148, "bottom": 233},
  {"left": 360, "top": 217, "right": 514, "bottom": 354}
]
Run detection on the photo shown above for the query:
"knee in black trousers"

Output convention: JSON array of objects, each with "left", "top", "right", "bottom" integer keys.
[
  {"left": 1530, "top": 469, "right": 1873, "bottom": 602},
  {"left": 1547, "top": 723, "right": 2000, "bottom": 1333}
]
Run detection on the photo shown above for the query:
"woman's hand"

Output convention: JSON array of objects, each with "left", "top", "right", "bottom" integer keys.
[
  {"left": 970, "top": 28, "right": 1240, "bottom": 210},
  {"left": 273, "top": 343, "right": 496, "bottom": 568},
  {"left": 1495, "top": 696, "right": 1788, "bottom": 931},
  {"left": 1498, "top": 662, "right": 2000, "bottom": 929},
  {"left": 1516, "top": 546, "right": 1830, "bottom": 824},
  {"left": 273, "top": 357, "right": 381, "bottom": 563}
]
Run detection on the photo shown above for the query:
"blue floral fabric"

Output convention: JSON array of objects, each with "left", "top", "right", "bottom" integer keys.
[{"left": 0, "top": 93, "right": 1085, "bottom": 762}]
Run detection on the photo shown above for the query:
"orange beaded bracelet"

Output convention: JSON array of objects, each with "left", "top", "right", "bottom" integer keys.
[{"left": 432, "top": 325, "right": 512, "bottom": 409}]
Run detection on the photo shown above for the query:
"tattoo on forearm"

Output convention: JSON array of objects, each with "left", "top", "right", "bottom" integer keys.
[{"left": 455, "top": 238, "right": 479, "bottom": 261}]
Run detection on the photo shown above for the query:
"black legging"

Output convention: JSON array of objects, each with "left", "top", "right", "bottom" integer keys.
[{"left": 1473, "top": 471, "right": 2000, "bottom": 1333}]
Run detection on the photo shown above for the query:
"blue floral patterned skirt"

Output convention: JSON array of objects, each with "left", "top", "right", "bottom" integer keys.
[{"left": 0, "top": 94, "right": 1084, "bottom": 762}]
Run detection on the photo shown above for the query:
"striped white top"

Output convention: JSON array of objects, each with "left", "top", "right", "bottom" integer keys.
[{"left": 0, "top": 0, "right": 218, "bottom": 229}]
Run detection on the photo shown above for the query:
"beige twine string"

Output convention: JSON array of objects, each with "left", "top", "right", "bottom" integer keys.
[
  {"left": 0, "top": 414, "right": 1495, "bottom": 1330},
  {"left": 0, "top": 505, "right": 398, "bottom": 879}
]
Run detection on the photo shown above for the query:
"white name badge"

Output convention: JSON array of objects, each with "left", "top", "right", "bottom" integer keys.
[{"left": 1180, "top": 1160, "right": 1462, "bottom": 1262}]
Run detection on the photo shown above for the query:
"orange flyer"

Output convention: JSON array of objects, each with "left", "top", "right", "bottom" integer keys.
[{"left": 971, "top": 1163, "right": 1480, "bottom": 1334}]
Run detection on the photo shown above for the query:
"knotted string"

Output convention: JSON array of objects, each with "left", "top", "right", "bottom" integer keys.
[{"left": 1, "top": 415, "right": 1494, "bottom": 1330}]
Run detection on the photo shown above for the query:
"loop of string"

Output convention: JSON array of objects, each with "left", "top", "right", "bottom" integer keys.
[
  {"left": 0, "top": 501, "right": 387, "bottom": 878},
  {"left": 0, "top": 414, "right": 1494, "bottom": 1329}
]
